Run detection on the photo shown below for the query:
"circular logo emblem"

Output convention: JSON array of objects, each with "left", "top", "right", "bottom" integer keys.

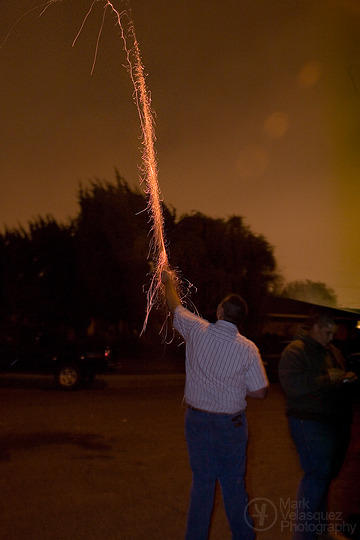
[{"left": 245, "top": 497, "right": 278, "bottom": 531}]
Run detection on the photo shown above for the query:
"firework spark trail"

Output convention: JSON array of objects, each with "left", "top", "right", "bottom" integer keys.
[
  {"left": 105, "top": 2, "right": 170, "bottom": 332},
  {"left": 75, "top": 0, "right": 172, "bottom": 332}
]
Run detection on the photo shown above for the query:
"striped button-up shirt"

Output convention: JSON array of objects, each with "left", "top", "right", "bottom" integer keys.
[{"left": 174, "top": 305, "right": 268, "bottom": 413}]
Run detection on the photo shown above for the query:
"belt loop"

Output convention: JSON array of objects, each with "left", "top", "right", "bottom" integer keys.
[{"left": 231, "top": 411, "right": 243, "bottom": 427}]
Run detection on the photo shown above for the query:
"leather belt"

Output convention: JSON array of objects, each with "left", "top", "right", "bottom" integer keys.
[
  {"left": 186, "top": 404, "right": 244, "bottom": 417},
  {"left": 186, "top": 405, "right": 244, "bottom": 427}
]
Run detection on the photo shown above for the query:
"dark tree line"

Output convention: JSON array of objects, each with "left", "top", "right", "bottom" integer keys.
[
  {"left": 0, "top": 174, "right": 280, "bottom": 344},
  {"left": 280, "top": 279, "right": 337, "bottom": 307}
]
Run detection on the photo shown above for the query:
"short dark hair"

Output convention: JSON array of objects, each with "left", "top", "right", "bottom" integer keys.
[
  {"left": 307, "top": 310, "right": 335, "bottom": 329},
  {"left": 219, "top": 294, "right": 248, "bottom": 327}
]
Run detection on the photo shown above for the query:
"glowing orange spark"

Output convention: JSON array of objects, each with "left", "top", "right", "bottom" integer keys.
[{"left": 75, "top": 0, "right": 170, "bottom": 332}]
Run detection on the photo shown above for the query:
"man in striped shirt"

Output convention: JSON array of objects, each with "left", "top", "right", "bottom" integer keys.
[{"left": 162, "top": 270, "right": 268, "bottom": 540}]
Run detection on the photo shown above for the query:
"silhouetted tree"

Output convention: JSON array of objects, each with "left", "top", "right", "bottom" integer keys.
[
  {"left": 0, "top": 226, "right": 33, "bottom": 323},
  {"left": 27, "top": 217, "right": 79, "bottom": 328},
  {"left": 168, "top": 212, "right": 279, "bottom": 335},
  {"left": 280, "top": 279, "right": 337, "bottom": 307},
  {"left": 0, "top": 174, "right": 280, "bottom": 342},
  {"left": 0, "top": 218, "right": 78, "bottom": 331}
]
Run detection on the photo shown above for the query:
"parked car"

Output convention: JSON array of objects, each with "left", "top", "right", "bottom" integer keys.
[
  {"left": 0, "top": 330, "right": 115, "bottom": 390},
  {"left": 51, "top": 344, "right": 113, "bottom": 389}
]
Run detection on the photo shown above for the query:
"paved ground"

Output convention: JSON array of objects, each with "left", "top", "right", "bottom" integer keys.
[{"left": 0, "top": 372, "right": 359, "bottom": 540}]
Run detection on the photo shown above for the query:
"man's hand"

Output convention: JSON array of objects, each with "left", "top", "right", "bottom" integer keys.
[
  {"left": 327, "top": 368, "right": 358, "bottom": 384},
  {"left": 161, "top": 270, "right": 170, "bottom": 285},
  {"left": 342, "top": 371, "right": 358, "bottom": 384},
  {"left": 327, "top": 368, "right": 345, "bottom": 382},
  {"left": 161, "top": 268, "right": 181, "bottom": 313}
]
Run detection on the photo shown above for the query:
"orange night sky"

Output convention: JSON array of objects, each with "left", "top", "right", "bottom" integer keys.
[{"left": 1, "top": 0, "right": 360, "bottom": 308}]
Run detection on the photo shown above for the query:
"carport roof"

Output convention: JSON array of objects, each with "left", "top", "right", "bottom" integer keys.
[{"left": 267, "top": 296, "right": 360, "bottom": 323}]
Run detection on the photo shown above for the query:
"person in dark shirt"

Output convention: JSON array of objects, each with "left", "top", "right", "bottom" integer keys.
[{"left": 279, "top": 311, "right": 357, "bottom": 540}]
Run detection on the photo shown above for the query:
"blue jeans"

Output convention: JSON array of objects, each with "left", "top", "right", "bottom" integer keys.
[
  {"left": 288, "top": 417, "right": 340, "bottom": 540},
  {"left": 185, "top": 408, "right": 254, "bottom": 540}
]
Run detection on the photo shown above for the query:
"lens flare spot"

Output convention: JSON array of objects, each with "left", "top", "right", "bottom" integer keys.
[
  {"left": 263, "top": 111, "right": 289, "bottom": 139},
  {"left": 297, "top": 60, "right": 322, "bottom": 88}
]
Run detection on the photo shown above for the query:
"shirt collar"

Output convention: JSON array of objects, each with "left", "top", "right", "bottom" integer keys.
[{"left": 215, "top": 319, "right": 239, "bottom": 333}]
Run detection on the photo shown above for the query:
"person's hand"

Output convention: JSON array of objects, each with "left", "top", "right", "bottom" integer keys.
[
  {"left": 327, "top": 368, "right": 345, "bottom": 382},
  {"left": 161, "top": 269, "right": 170, "bottom": 285},
  {"left": 161, "top": 268, "right": 181, "bottom": 312},
  {"left": 342, "top": 371, "right": 358, "bottom": 384}
]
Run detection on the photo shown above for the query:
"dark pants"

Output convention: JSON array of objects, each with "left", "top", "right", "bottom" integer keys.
[
  {"left": 288, "top": 417, "right": 350, "bottom": 540},
  {"left": 185, "top": 407, "right": 254, "bottom": 540}
]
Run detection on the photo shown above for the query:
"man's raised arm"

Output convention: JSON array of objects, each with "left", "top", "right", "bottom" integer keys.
[{"left": 161, "top": 270, "right": 181, "bottom": 314}]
